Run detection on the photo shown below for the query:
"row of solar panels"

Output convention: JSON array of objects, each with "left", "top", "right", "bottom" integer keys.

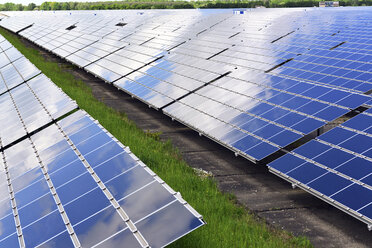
[
  {"left": 4, "top": 9, "right": 369, "bottom": 161},
  {"left": 4, "top": 10, "right": 371, "bottom": 92},
  {"left": 0, "top": 34, "right": 204, "bottom": 247},
  {"left": 269, "top": 110, "right": 372, "bottom": 228},
  {"left": 1, "top": 8, "right": 371, "bottom": 229}
]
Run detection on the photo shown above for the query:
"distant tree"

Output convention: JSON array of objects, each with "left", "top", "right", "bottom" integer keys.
[
  {"left": 69, "top": 2, "right": 78, "bottom": 10},
  {"left": 76, "top": 2, "right": 89, "bottom": 10},
  {"left": 15, "top": 3, "right": 24, "bottom": 10},
  {"left": 61, "top": 2, "right": 70, "bottom": 10},
  {"left": 51, "top": 2, "right": 61, "bottom": 10},
  {"left": 4, "top": 2, "right": 16, "bottom": 11},
  {"left": 91, "top": 3, "right": 105, "bottom": 9},
  {"left": 26, "top": 3, "right": 36, "bottom": 10},
  {"left": 40, "top": 2, "right": 51, "bottom": 10}
]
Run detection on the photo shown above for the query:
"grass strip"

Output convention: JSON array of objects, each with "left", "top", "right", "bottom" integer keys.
[{"left": 0, "top": 27, "right": 312, "bottom": 248}]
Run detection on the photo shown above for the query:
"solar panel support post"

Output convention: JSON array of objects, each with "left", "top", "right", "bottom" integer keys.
[{"left": 368, "top": 224, "right": 372, "bottom": 231}]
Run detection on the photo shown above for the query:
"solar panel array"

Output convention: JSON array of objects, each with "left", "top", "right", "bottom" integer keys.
[
  {"left": 1, "top": 7, "right": 371, "bottom": 229},
  {"left": 0, "top": 33, "right": 204, "bottom": 247},
  {"left": 269, "top": 111, "right": 372, "bottom": 227}
]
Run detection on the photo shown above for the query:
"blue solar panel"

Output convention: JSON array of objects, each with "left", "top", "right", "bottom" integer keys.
[
  {"left": 0, "top": 110, "right": 205, "bottom": 247},
  {"left": 343, "top": 113, "right": 372, "bottom": 134},
  {"left": 269, "top": 111, "right": 372, "bottom": 227}
]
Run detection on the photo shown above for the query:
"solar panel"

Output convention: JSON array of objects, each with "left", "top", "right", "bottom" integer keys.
[
  {"left": 0, "top": 36, "right": 13, "bottom": 51},
  {"left": 1, "top": 7, "right": 372, "bottom": 229},
  {"left": 268, "top": 111, "right": 372, "bottom": 227},
  {"left": 0, "top": 33, "right": 205, "bottom": 246},
  {"left": 164, "top": 67, "right": 370, "bottom": 162},
  {"left": 0, "top": 56, "right": 41, "bottom": 94},
  {"left": 113, "top": 55, "right": 231, "bottom": 109},
  {"left": 272, "top": 54, "right": 372, "bottom": 93},
  {"left": 66, "top": 44, "right": 111, "bottom": 68},
  {"left": 0, "top": 17, "right": 33, "bottom": 33},
  {"left": 0, "top": 38, "right": 76, "bottom": 147},
  {"left": 53, "top": 33, "right": 100, "bottom": 59},
  {"left": 0, "top": 47, "right": 23, "bottom": 68},
  {"left": 0, "top": 71, "right": 76, "bottom": 148},
  {"left": 0, "top": 110, "right": 204, "bottom": 247}
]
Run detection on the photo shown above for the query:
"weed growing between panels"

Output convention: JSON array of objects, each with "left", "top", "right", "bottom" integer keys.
[{"left": 0, "top": 27, "right": 312, "bottom": 248}]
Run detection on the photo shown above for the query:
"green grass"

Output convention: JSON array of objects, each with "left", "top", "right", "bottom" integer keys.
[{"left": 0, "top": 27, "right": 312, "bottom": 248}]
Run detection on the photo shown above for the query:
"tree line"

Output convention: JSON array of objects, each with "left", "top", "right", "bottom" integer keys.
[{"left": 0, "top": 0, "right": 371, "bottom": 11}]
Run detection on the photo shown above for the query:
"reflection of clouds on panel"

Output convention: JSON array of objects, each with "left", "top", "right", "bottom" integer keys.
[
  {"left": 75, "top": 207, "right": 127, "bottom": 248},
  {"left": 11, "top": 167, "right": 43, "bottom": 193},
  {"left": 17, "top": 194, "right": 58, "bottom": 228},
  {"left": 105, "top": 165, "right": 154, "bottom": 200},
  {"left": 0, "top": 94, "right": 26, "bottom": 146},
  {"left": 136, "top": 201, "right": 204, "bottom": 248},
  {"left": 144, "top": 92, "right": 173, "bottom": 109},
  {"left": 0, "top": 214, "right": 16, "bottom": 240},
  {"left": 32, "top": 125, "right": 65, "bottom": 153},
  {"left": 119, "top": 181, "right": 174, "bottom": 222},
  {"left": 93, "top": 228, "right": 141, "bottom": 248},
  {"left": 0, "top": 199, "right": 12, "bottom": 219},
  {"left": 5, "top": 140, "right": 38, "bottom": 175}
]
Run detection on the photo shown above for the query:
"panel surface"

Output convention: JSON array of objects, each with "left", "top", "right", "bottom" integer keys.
[
  {"left": 268, "top": 111, "right": 372, "bottom": 225},
  {"left": 0, "top": 74, "right": 77, "bottom": 148},
  {"left": 164, "top": 68, "right": 370, "bottom": 161}
]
